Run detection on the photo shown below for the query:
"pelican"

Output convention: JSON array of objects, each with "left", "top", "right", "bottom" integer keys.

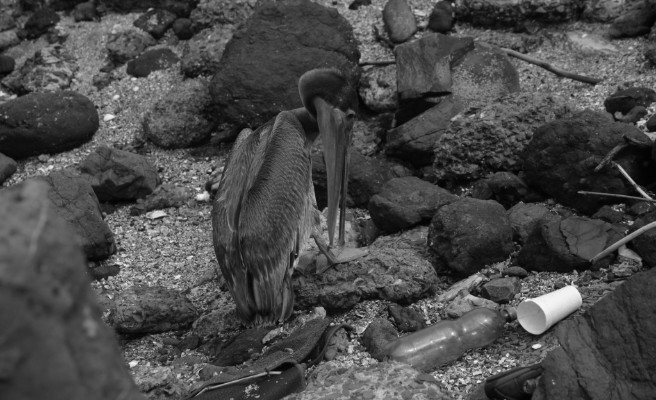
[{"left": 211, "top": 68, "right": 365, "bottom": 327}]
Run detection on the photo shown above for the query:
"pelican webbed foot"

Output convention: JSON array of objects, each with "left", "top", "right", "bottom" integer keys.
[{"left": 311, "top": 233, "right": 367, "bottom": 273}]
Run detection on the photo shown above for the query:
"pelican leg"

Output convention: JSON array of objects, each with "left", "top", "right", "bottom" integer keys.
[{"left": 311, "top": 233, "right": 367, "bottom": 273}]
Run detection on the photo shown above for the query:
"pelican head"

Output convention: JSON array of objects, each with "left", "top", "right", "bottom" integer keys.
[{"left": 298, "top": 68, "right": 357, "bottom": 247}]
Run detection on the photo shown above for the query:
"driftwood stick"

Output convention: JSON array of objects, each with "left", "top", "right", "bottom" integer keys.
[
  {"left": 359, "top": 60, "right": 396, "bottom": 66},
  {"left": 590, "top": 221, "right": 656, "bottom": 264},
  {"left": 500, "top": 48, "right": 603, "bottom": 85},
  {"left": 594, "top": 143, "right": 627, "bottom": 172},
  {"left": 578, "top": 191, "right": 656, "bottom": 203},
  {"left": 613, "top": 162, "right": 654, "bottom": 200}
]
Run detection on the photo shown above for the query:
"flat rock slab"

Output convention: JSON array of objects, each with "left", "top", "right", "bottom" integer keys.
[
  {"left": 294, "top": 227, "right": 441, "bottom": 312},
  {"left": 105, "top": 285, "right": 198, "bottom": 334},
  {"left": 0, "top": 91, "right": 98, "bottom": 159},
  {"left": 0, "top": 181, "right": 144, "bottom": 400}
]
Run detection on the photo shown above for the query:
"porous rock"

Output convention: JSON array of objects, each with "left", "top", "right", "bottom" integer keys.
[
  {"left": 455, "top": 0, "right": 578, "bottom": 28},
  {"left": 79, "top": 145, "right": 160, "bottom": 202},
  {"left": 507, "top": 202, "right": 551, "bottom": 244},
  {"left": 480, "top": 277, "right": 521, "bottom": 303},
  {"left": 368, "top": 176, "right": 456, "bottom": 234},
  {"left": 433, "top": 93, "right": 572, "bottom": 185},
  {"left": 189, "top": 0, "right": 258, "bottom": 30},
  {"left": 2, "top": 45, "right": 78, "bottom": 94},
  {"left": 608, "top": 0, "right": 656, "bottom": 38},
  {"left": 358, "top": 64, "right": 398, "bottom": 113},
  {"left": 362, "top": 318, "right": 398, "bottom": 361},
  {"left": 23, "top": 7, "right": 60, "bottom": 39},
  {"left": 104, "top": 285, "right": 198, "bottom": 334},
  {"left": 0, "top": 91, "right": 98, "bottom": 159},
  {"left": 180, "top": 25, "right": 234, "bottom": 78},
  {"left": 106, "top": 26, "right": 156, "bottom": 64},
  {"left": 0, "top": 180, "right": 143, "bottom": 400},
  {"left": 428, "top": 198, "right": 514, "bottom": 276},
  {"left": 388, "top": 303, "right": 427, "bottom": 332},
  {"left": 209, "top": 0, "right": 360, "bottom": 128},
  {"left": 533, "top": 267, "right": 656, "bottom": 400},
  {"left": 294, "top": 226, "right": 440, "bottom": 312},
  {"left": 142, "top": 78, "right": 214, "bottom": 148}
]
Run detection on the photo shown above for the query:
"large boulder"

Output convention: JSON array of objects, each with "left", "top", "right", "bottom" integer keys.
[
  {"left": 533, "top": 267, "right": 656, "bottom": 400},
  {"left": 31, "top": 169, "right": 117, "bottom": 261},
  {"left": 79, "top": 145, "right": 161, "bottom": 202},
  {"left": 142, "top": 78, "right": 215, "bottom": 148},
  {"left": 0, "top": 180, "right": 144, "bottom": 400},
  {"left": 0, "top": 91, "right": 99, "bottom": 160},
  {"left": 434, "top": 93, "right": 574, "bottom": 184},
  {"left": 428, "top": 197, "right": 514, "bottom": 276},
  {"left": 209, "top": 0, "right": 360, "bottom": 128},
  {"left": 522, "top": 110, "right": 655, "bottom": 215}
]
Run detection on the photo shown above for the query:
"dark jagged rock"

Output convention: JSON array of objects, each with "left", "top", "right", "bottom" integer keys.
[
  {"left": 434, "top": 93, "right": 573, "bottom": 185},
  {"left": 362, "top": 318, "right": 398, "bottom": 361},
  {"left": 0, "top": 180, "right": 144, "bottom": 400},
  {"left": 0, "top": 54, "right": 15, "bottom": 76},
  {"left": 142, "top": 78, "right": 214, "bottom": 148},
  {"left": 172, "top": 17, "right": 193, "bottom": 40},
  {"left": 133, "top": 8, "right": 177, "bottom": 39},
  {"left": 24, "top": 7, "right": 60, "bottom": 39},
  {"left": 79, "top": 145, "right": 161, "bottom": 202},
  {"left": 592, "top": 205, "right": 626, "bottom": 224},
  {"left": 87, "top": 262, "right": 120, "bottom": 281},
  {"left": 395, "top": 34, "right": 473, "bottom": 103},
  {"left": 129, "top": 184, "right": 188, "bottom": 215},
  {"left": 388, "top": 303, "right": 426, "bottom": 332},
  {"left": 522, "top": 110, "right": 655, "bottom": 215},
  {"left": 382, "top": 0, "right": 416, "bottom": 43},
  {"left": 428, "top": 198, "right": 514, "bottom": 276},
  {"left": 533, "top": 268, "right": 656, "bottom": 400},
  {"left": 517, "top": 214, "right": 624, "bottom": 272},
  {"left": 0, "top": 152, "right": 17, "bottom": 185},
  {"left": 104, "top": 285, "right": 198, "bottom": 334},
  {"left": 386, "top": 95, "right": 464, "bottom": 167},
  {"left": 73, "top": 0, "right": 98, "bottom": 21},
  {"left": 294, "top": 227, "right": 440, "bottom": 312},
  {"left": 180, "top": 25, "right": 234, "bottom": 78},
  {"left": 507, "top": 202, "right": 551, "bottom": 244},
  {"left": 608, "top": 0, "right": 656, "bottom": 38},
  {"left": 628, "top": 209, "right": 656, "bottom": 268},
  {"left": 106, "top": 27, "right": 156, "bottom": 64},
  {"left": 312, "top": 149, "right": 413, "bottom": 209},
  {"left": 209, "top": 0, "right": 360, "bottom": 128},
  {"left": 358, "top": 65, "right": 398, "bottom": 112},
  {"left": 428, "top": 1, "right": 454, "bottom": 33},
  {"left": 368, "top": 176, "right": 456, "bottom": 234},
  {"left": 581, "top": 0, "right": 625, "bottom": 22},
  {"left": 603, "top": 86, "right": 656, "bottom": 115},
  {"left": 0, "top": 91, "right": 98, "bottom": 159},
  {"left": 480, "top": 277, "right": 520, "bottom": 304},
  {"left": 126, "top": 47, "right": 179, "bottom": 78},
  {"left": 349, "top": 0, "right": 371, "bottom": 10},
  {"left": 31, "top": 169, "right": 117, "bottom": 261}
]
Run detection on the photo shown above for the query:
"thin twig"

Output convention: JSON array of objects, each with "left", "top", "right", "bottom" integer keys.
[
  {"left": 613, "top": 162, "right": 654, "bottom": 200},
  {"left": 590, "top": 221, "right": 656, "bottom": 264},
  {"left": 578, "top": 191, "right": 656, "bottom": 203},
  {"left": 359, "top": 60, "right": 395, "bottom": 66},
  {"left": 501, "top": 48, "right": 603, "bottom": 85},
  {"left": 594, "top": 143, "right": 627, "bottom": 172}
]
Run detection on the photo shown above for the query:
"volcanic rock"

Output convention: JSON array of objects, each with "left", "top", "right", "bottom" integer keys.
[{"left": 126, "top": 47, "right": 179, "bottom": 78}]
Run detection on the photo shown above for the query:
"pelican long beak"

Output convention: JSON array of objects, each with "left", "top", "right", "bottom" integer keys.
[{"left": 315, "top": 97, "right": 354, "bottom": 247}]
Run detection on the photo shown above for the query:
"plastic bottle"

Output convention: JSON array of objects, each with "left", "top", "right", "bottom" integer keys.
[{"left": 386, "top": 306, "right": 517, "bottom": 371}]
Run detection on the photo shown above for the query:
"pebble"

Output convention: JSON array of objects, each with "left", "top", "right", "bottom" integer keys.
[{"left": 103, "top": 114, "right": 116, "bottom": 122}]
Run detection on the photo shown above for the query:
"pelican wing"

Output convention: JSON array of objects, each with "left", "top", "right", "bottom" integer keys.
[{"left": 212, "top": 112, "right": 313, "bottom": 325}]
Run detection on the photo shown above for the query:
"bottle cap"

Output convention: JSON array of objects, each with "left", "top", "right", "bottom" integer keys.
[{"left": 500, "top": 306, "right": 517, "bottom": 322}]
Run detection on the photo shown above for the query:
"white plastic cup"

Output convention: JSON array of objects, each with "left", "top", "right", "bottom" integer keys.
[{"left": 517, "top": 286, "right": 582, "bottom": 335}]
